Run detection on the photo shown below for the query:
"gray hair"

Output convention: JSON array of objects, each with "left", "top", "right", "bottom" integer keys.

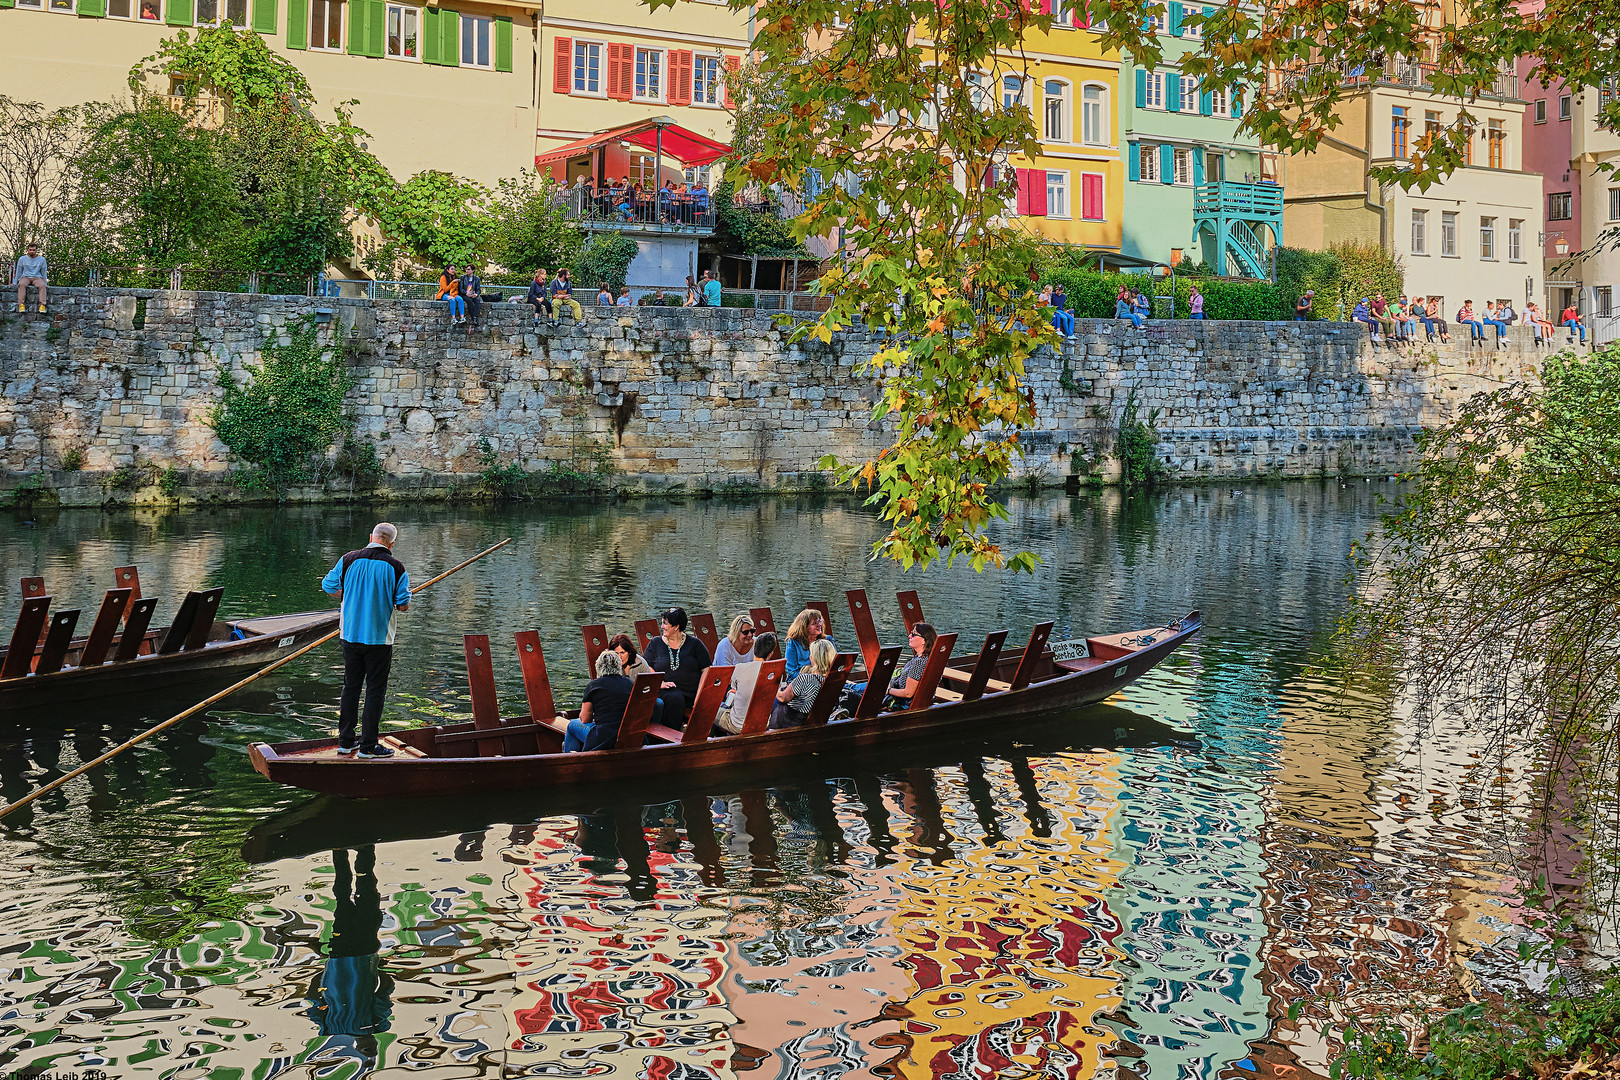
[
  {"left": 597, "top": 650, "right": 625, "bottom": 677},
  {"left": 371, "top": 522, "right": 398, "bottom": 544}
]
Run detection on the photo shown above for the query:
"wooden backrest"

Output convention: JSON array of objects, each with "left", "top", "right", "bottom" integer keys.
[
  {"left": 614, "top": 671, "right": 664, "bottom": 750},
  {"left": 691, "top": 614, "right": 721, "bottom": 659},
  {"left": 514, "top": 630, "right": 557, "bottom": 726},
  {"left": 182, "top": 587, "right": 224, "bottom": 651},
  {"left": 35, "top": 609, "right": 81, "bottom": 675},
  {"left": 158, "top": 591, "right": 203, "bottom": 655},
  {"left": 113, "top": 566, "right": 142, "bottom": 623},
  {"left": 114, "top": 598, "right": 159, "bottom": 662},
  {"left": 20, "top": 578, "right": 47, "bottom": 647},
  {"left": 1009, "top": 621, "right": 1055, "bottom": 692},
  {"left": 806, "top": 653, "right": 857, "bottom": 727},
  {"left": 749, "top": 608, "right": 779, "bottom": 657},
  {"left": 2, "top": 597, "right": 51, "bottom": 681},
  {"left": 464, "top": 634, "right": 511, "bottom": 757},
  {"left": 738, "top": 658, "right": 786, "bottom": 735},
  {"left": 79, "top": 588, "right": 132, "bottom": 668},
  {"left": 845, "top": 590, "right": 882, "bottom": 672},
  {"left": 807, "top": 601, "right": 833, "bottom": 636},
  {"left": 634, "top": 619, "right": 659, "bottom": 652},
  {"left": 896, "top": 590, "right": 925, "bottom": 633},
  {"left": 581, "top": 624, "right": 609, "bottom": 678},
  {"left": 961, "top": 630, "right": 1009, "bottom": 702},
  {"left": 907, "top": 632, "right": 957, "bottom": 712},
  {"left": 682, "top": 665, "right": 733, "bottom": 744},
  {"left": 855, "top": 645, "right": 903, "bottom": 718}
]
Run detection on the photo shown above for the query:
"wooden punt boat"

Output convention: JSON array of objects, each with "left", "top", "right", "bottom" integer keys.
[
  {"left": 1, "top": 566, "right": 338, "bottom": 714},
  {"left": 250, "top": 589, "right": 1201, "bottom": 800}
]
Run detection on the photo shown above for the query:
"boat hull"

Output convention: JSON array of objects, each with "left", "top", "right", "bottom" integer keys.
[
  {"left": 250, "top": 616, "right": 1199, "bottom": 800},
  {"left": 0, "top": 611, "right": 338, "bottom": 716}
]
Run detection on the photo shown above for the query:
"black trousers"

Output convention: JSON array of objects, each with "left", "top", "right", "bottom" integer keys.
[
  {"left": 340, "top": 641, "right": 393, "bottom": 749},
  {"left": 464, "top": 296, "right": 482, "bottom": 327}
]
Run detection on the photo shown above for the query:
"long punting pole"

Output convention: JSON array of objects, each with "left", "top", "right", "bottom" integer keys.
[{"left": 0, "top": 537, "right": 513, "bottom": 824}]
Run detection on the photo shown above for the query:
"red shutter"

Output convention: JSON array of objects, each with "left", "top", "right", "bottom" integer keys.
[
  {"left": 1015, "top": 169, "right": 1031, "bottom": 215},
  {"left": 1082, "top": 172, "right": 1103, "bottom": 219},
  {"left": 670, "top": 49, "right": 692, "bottom": 105},
  {"left": 1076, "top": 0, "right": 1089, "bottom": 25},
  {"left": 553, "top": 37, "right": 572, "bottom": 94},
  {"left": 1029, "top": 171, "right": 1048, "bottom": 216},
  {"left": 1037, "top": 0, "right": 1050, "bottom": 12},
  {"left": 724, "top": 54, "right": 740, "bottom": 107},
  {"left": 608, "top": 43, "right": 634, "bottom": 100},
  {"left": 605, "top": 43, "right": 619, "bottom": 98}
]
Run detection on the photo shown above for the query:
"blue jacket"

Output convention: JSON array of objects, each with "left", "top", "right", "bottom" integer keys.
[
  {"left": 1115, "top": 299, "right": 1134, "bottom": 318},
  {"left": 321, "top": 544, "right": 411, "bottom": 645},
  {"left": 784, "top": 635, "right": 838, "bottom": 680}
]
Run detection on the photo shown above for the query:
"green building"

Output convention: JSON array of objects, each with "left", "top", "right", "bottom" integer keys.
[{"left": 1119, "top": 3, "right": 1282, "bottom": 277}]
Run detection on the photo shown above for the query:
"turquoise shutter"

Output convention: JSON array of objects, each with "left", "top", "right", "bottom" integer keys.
[
  {"left": 1193, "top": 148, "right": 1204, "bottom": 186},
  {"left": 441, "top": 9, "right": 460, "bottom": 66},
  {"left": 1128, "top": 141, "right": 1140, "bottom": 182},
  {"left": 1160, "top": 143, "right": 1174, "bottom": 184},
  {"left": 1166, "top": 72, "right": 1180, "bottom": 112},
  {"left": 251, "top": 0, "right": 275, "bottom": 33},
  {"left": 1200, "top": 86, "right": 1212, "bottom": 115},
  {"left": 1135, "top": 68, "right": 1147, "bottom": 108},
  {"left": 495, "top": 15, "right": 512, "bottom": 71},
  {"left": 1232, "top": 82, "right": 1243, "bottom": 117},
  {"left": 1169, "top": 1, "right": 1182, "bottom": 34},
  {"left": 286, "top": 0, "right": 306, "bottom": 48},
  {"left": 79, "top": 0, "right": 106, "bottom": 16},
  {"left": 166, "top": 0, "right": 192, "bottom": 24}
]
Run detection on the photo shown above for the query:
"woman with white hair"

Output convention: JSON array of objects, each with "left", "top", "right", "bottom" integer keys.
[{"left": 562, "top": 649, "right": 634, "bottom": 752}]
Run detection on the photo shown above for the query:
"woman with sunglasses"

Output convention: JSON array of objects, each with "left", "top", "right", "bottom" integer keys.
[
  {"left": 713, "top": 613, "right": 757, "bottom": 667},
  {"left": 885, "top": 622, "right": 938, "bottom": 710}
]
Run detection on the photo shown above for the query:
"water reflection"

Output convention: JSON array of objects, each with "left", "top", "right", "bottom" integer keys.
[{"left": 0, "top": 486, "right": 1566, "bottom": 1079}]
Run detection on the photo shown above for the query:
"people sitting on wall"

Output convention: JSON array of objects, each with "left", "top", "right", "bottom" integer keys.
[
  {"left": 12, "top": 241, "right": 48, "bottom": 314},
  {"left": 642, "top": 607, "right": 712, "bottom": 729},
  {"left": 562, "top": 649, "right": 632, "bottom": 752},
  {"left": 1422, "top": 297, "right": 1450, "bottom": 343},
  {"left": 1456, "top": 300, "right": 1486, "bottom": 345},
  {"left": 526, "top": 269, "right": 556, "bottom": 327},
  {"left": 1050, "top": 282, "right": 1075, "bottom": 337},
  {"left": 1482, "top": 301, "right": 1511, "bottom": 348},
  {"left": 458, "top": 264, "right": 483, "bottom": 331},
  {"left": 434, "top": 264, "right": 465, "bottom": 327},
  {"left": 885, "top": 622, "right": 938, "bottom": 711},
  {"left": 551, "top": 269, "right": 583, "bottom": 322},
  {"left": 1133, "top": 290, "right": 1151, "bottom": 321},
  {"left": 1115, "top": 291, "right": 1144, "bottom": 329},
  {"left": 1561, "top": 303, "right": 1585, "bottom": 344},
  {"left": 1351, "top": 297, "right": 1382, "bottom": 345},
  {"left": 1524, "top": 302, "right": 1554, "bottom": 344},
  {"left": 772, "top": 638, "right": 836, "bottom": 730}
]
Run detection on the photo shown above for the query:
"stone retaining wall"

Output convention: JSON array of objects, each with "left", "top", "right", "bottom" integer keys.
[{"left": 0, "top": 289, "right": 1554, "bottom": 505}]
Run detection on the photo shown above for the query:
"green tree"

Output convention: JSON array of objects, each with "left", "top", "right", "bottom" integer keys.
[
  {"left": 573, "top": 232, "right": 638, "bottom": 292},
  {"left": 486, "top": 171, "right": 583, "bottom": 280},
  {"left": 226, "top": 101, "right": 354, "bottom": 275},
  {"left": 370, "top": 170, "right": 493, "bottom": 272}
]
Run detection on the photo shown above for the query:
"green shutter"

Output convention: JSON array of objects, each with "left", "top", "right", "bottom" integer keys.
[
  {"left": 79, "top": 0, "right": 106, "bottom": 16},
  {"left": 420, "top": 5, "right": 439, "bottom": 62},
  {"left": 494, "top": 14, "right": 511, "bottom": 72},
  {"left": 347, "top": 0, "right": 365, "bottom": 53},
  {"left": 251, "top": 0, "right": 274, "bottom": 32},
  {"left": 367, "top": 0, "right": 383, "bottom": 55},
  {"left": 0, "top": 0, "right": 15, "bottom": 11},
  {"left": 440, "top": 8, "right": 459, "bottom": 66},
  {"left": 286, "top": 0, "right": 306, "bottom": 48},
  {"left": 166, "top": 0, "right": 192, "bottom": 24}
]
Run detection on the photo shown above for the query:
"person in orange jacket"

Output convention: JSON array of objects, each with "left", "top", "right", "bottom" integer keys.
[{"left": 434, "top": 264, "right": 465, "bottom": 326}]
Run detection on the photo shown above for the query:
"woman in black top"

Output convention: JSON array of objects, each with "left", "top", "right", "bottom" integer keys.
[
  {"left": 886, "top": 622, "right": 937, "bottom": 710},
  {"left": 642, "top": 607, "right": 712, "bottom": 728},
  {"left": 564, "top": 650, "right": 633, "bottom": 751}
]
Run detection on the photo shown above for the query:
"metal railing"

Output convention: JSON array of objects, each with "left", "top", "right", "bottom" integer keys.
[
  {"left": 1272, "top": 59, "right": 1518, "bottom": 100},
  {"left": 1192, "top": 180, "right": 1284, "bottom": 218},
  {"left": 46, "top": 266, "right": 315, "bottom": 294},
  {"left": 556, "top": 187, "right": 717, "bottom": 235}
]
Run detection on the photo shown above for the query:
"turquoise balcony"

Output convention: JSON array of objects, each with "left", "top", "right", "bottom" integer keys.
[{"left": 1192, "top": 181, "right": 1283, "bottom": 279}]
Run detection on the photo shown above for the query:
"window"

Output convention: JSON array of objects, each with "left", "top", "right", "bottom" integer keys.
[
  {"left": 1208, "top": 85, "right": 1228, "bottom": 117},
  {"left": 966, "top": 71, "right": 992, "bottom": 112},
  {"left": 634, "top": 47, "right": 662, "bottom": 99},
  {"left": 1144, "top": 70, "right": 1165, "bottom": 110},
  {"left": 1598, "top": 285, "right": 1613, "bottom": 318},
  {"left": 1424, "top": 109, "right": 1442, "bottom": 141},
  {"left": 1081, "top": 83, "right": 1106, "bottom": 145},
  {"left": 1051, "top": 0, "right": 1075, "bottom": 25},
  {"left": 1180, "top": 74, "right": 1199, "bottom": 113},
  {"left": 1081, "top": 173, "right": 1104, "bottom": 220},
  {"left": 1044, "top": 79, "right": 1069, "bottom": 142},
  {"left": 462, "top": 15, "right": 492, "bottom": 68},
  {"left": 1204, "top": 149, "right": 1223, "bottom": 181},
  {"left": 387, "top": 4, "right": 419, "bottom": 59},
  {"left": 1147, "top": 4, "right": 1167, "bottom": 32},
  {"left": 1610, "top": 187, "right": 1620, "bottom": 221},
  {"left": 111, "top": 0, "right": 162, "bottom": 17},
  {"left": 1508, "top": 218, "right": 1523, "bottom": 261},
  {"left": 48, "top": 0, "right": 73, "bottom": 11},
  {"left": 1173, "top": 147, "right": 1193, "bottom": 185},
  {"left": 1462, "top": 127, "right": 1473, "bottom": 165},
  {"left": 1559, "top": 94, "right": 1571, "bottom": 120},
  {"left": 309, "top": 0, "right": 343, "bottom": 50},
  {"left": 196, "top": 0, "right": 247, "bottom": 23},
  {"left": 1487, "top": 119, "right": 1505, "bottom": 168},
  {"left": 629, "top": 153, "right": 656, "bottom": 186},
  {"left": 1139, "top": 143, "right": 1160, "bottom": 182},
  {"left": 684, "top": 165, "right": 711, "bottom": 189},
  {"left": 1479, "top": 216, "right": 1496, "bottom": 259},
  {"left": 1441, "top": 210, "right": 1458, "bottom": 256},
  {"left": 1392, "top": 105, "right": 1409, "bottom": 159},
  {"left": 1534, "top": 99, "right": 1546, "bottom": 123},
  {"left": 1003, "top": 75, "right": 1027, "bottom": 111},
  {"left": 573, "top": 41, "right": 601, "bottom": 92},
  {"left": 1182, "top": 10, "right": 1201, "bottom": 37},
  {"left": 1046, "top": 170, "right": 1069, "bottom": 218},
  {"left": 1549, "top": 192, "right": 1573, "bottom": 220},
  {"left": 1411, "top": 209, "right": 1427, "bottom": 255},
  {"left": 692, "top": 55, "right": 721, "bottom": 105}
]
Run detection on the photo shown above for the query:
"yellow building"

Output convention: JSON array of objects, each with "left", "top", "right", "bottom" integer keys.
[
  {"left": 995, "top": 1, "right": 1125, "bottom": 256},
  {"left": 0, "top": 0, "right": 540, "bottom": 187}
]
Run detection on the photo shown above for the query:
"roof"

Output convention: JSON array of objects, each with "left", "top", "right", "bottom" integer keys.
[{"left": 536, "top": 117, "right": 732, "bottom": 170}]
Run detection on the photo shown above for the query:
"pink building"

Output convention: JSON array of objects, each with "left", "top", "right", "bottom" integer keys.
[{"left": 1517, "top": 38, "right": 1580, "bottom": 315}]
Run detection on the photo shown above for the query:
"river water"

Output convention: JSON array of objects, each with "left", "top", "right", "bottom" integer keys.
[{"left": 0, "top": 486, "right": 1558, "bottom": 1079}]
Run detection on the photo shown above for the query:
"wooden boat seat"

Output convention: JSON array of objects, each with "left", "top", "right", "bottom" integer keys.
[
  {"left": 933, "top": 686, "right": 963, "bottom": 702},
  {"left": 942, "top": 666, "right": 1010, "bottom": 691},
  {"left": 644, "top": 723, "right": 686, "bottom": 744},
  {"left": 381, "top": 735, "right": 427, "bottom": 758}
]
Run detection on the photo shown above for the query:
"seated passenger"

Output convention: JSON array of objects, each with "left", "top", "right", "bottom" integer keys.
[
  {"left": 715, "top": 631, "right": 773, "bottom": 734},
  {"left": 884, "top": 622, "right": 937, "bottom": 710},
  {"left": 772, "top": 638, "right": 836, "bottom": 730},
  {"left": 712, "top": 613, "right": 757, "bottom": 667},
  {"left": 642, "top": 607, "right": 713, "bottom": 728},
  {"left": 563, "top": 650, "right": 632, "bottom": 752},
  {"left": 608, "top": 633, "right": 664, "bottom": 726},
  {"left": 783, "top": 608, "right": 837, "bottom": 680}
]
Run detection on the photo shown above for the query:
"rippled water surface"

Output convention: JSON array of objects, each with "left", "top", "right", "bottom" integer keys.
[{"left": 0, "top": 487, "right": 1552, "bottom": 1078}]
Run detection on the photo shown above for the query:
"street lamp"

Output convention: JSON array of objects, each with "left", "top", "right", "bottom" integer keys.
[{"left": 1152, "top": 262, "right": 1176, "bottom": 318}]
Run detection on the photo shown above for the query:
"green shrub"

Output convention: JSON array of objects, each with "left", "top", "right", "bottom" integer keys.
[
  {"left": 1116, "top": 387, "right": 1165, "bottom": 490},
  {"left": 1273, "top": 243, "right": 1403, "bottom": 321},
  {"left": 156, "top": 464, "right": 181, "bottom": 496},
  {"left": 572, "top": 232, "right": 638, "bottom": 292},
  {"left": 59, "top": 447, "right": 84, "bottom": 472},
  {"left": 1038, "top": 266, "right": 1288, "bottom": 320}
]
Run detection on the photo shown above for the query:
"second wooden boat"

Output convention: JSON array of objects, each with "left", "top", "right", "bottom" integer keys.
[{"left": 250, "top": 589, "right": 1201, "bottom": 800}]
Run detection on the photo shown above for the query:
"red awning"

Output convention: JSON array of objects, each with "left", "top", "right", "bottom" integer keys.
[{"left": 536, "top": 116, "right": 732, "bottom": 170}]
